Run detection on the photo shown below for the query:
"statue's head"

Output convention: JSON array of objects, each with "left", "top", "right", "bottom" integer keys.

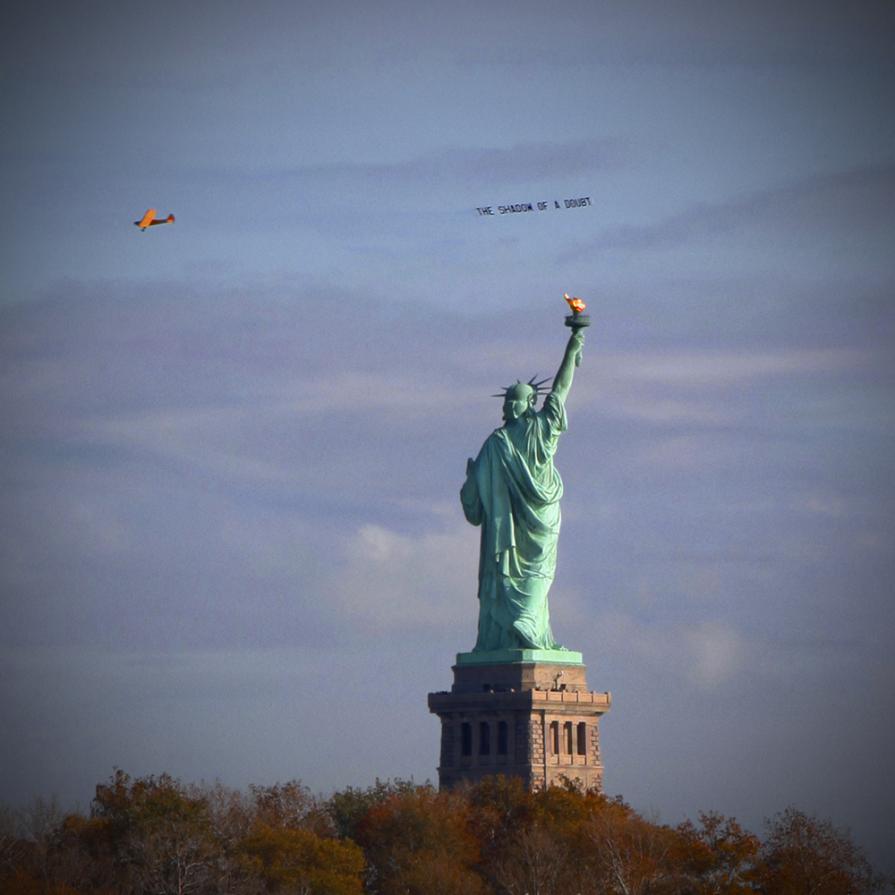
[
  {"left": 502, "top": 382, "right": 536, "bottom": 422},
  {"left": 496, "top": 377, "right": 551, "bottom": 423}
]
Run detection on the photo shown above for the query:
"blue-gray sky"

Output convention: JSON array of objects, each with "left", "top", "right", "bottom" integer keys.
[{"left": 2, "top": 0, "right": 894, "bottom": 872}]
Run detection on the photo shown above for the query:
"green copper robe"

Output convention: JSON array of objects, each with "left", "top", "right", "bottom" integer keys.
[{"left": 461, "top": 392, "right": 567, "bottom": 651}]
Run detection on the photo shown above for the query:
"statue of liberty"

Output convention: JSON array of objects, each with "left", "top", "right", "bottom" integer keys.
[{"left": 460, "top": 299, "right": 588, "bottom": 653}]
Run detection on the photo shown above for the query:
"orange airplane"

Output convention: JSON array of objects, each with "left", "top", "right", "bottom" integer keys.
[{"left": 134, "top": 209, "right": 175, "bottom": 231}]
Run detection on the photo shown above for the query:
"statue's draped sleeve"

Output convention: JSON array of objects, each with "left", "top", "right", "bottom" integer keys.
[{"left": 460, "top": 461, "right": 484, "bottom": 526}]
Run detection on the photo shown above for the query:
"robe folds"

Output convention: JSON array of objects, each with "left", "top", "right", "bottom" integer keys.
[{"left": 461, "top": 392, "right": 567, "bottom": 651}]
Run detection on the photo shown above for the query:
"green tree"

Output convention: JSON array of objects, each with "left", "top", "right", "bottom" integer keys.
[
  {"left": 238, "top": 824, "right": 364, "bottom": 895},
  {"left": 89, "top": 769, "right": 219, "bottom": 894},
  {"left": 326, "top": 779, "right": 418, "bottom": 843}
]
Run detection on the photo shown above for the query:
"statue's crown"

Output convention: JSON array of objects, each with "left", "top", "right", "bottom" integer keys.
[{"left": 492, "top": 376, "right": 552, "bottom": 400}]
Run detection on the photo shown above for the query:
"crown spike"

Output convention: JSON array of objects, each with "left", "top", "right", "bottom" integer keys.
[{"left": 492, "top": 376, "right": 553, "bottom": 398}]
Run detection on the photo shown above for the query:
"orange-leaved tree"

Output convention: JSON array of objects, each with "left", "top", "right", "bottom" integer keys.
[
  {"left": 354, "top": 785, "right": 488, "bottom": 895},
  {"left": 754, "top": 807, "right": 885, "bottom": 895},
  {"left": 577, "top": 792, "right": 685, "bottom": 895},
  {"left": 674, "top": 811, "right": 761, "bottom": 894}
]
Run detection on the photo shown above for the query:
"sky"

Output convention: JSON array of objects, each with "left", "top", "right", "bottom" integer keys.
[{"left": 2, "top": 0, "right": 894, "bottom": 873}]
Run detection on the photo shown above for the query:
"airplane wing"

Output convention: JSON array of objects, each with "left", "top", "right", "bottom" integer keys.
[{"left": 135, "top": 209, "right": 157, "bottom": 230}]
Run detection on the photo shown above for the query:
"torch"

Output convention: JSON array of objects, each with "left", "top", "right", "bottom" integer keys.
[{"left": 563, "top": 293, "right": 590, "bottom": 329}]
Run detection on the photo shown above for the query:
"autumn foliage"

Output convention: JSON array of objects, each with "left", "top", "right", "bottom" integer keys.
[{"left": 1, "top": 770, "right": 888, "bottom": 895}]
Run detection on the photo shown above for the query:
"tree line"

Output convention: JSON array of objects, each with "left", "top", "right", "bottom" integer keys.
[{"left": 1, "top": 769, "right": 889, "bottom": 895}]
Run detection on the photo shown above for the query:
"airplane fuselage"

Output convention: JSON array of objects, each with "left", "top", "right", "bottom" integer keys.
[{"left": 134, "top": 210, "right": 175, "bottom": 231}]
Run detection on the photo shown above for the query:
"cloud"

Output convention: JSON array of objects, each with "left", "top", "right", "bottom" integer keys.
[
  {"left": 184, "top": 138, "right": 626, "bottom": 200},
  {"left": 565, "top": 346, "right": 872, "bottom": 429},
  {"left": 310, "top": 139, "right": 624, "bottom": 188},
  {"left": 457, "top": 2, "right": 895, "bottom": 70},
  {"left": 60, "top": 363, "right": 476, "bottom": 492},
  {"left": 598, "top": 397, "right": 730, "bottom": 425},
  {"left": 559, "top": 162, "right": 895, "bottom": 260},
  {"left": 0, "top": 281, "right": 515, "bottom": 653},
  {"left": 798, "top": 493, "right": 848, "bottom": 518},
  {"left": 596, "top": 612, "right": 747, "bottom": 691},
  {"left": 329, "top": 522, "right": 478, "bottom": 636},
  {"left": 632, "top": 433, "right": 719, "bottom": 468},
  {"left": 596, "top": 347, "right": 868, "bottom": 387},
  {"left": 683, "top": 622, "right": 746, "bottom": 689}
]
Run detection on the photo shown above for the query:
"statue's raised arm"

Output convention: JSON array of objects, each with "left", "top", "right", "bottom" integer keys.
[
  {"left": 550, "top": 326, "right": 586, "bottom": 405},
  {"left": 551, "top": 292, "right": 590, "bottom": 403}
]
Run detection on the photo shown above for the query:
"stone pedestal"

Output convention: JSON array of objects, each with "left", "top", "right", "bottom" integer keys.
[{"left": 428, "top": 650, "right": 611, "bottom": 791}]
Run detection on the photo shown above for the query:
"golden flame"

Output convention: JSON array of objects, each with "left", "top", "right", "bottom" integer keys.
[{"left": 564, "top": 293, "right": 587, "bottom": 313}]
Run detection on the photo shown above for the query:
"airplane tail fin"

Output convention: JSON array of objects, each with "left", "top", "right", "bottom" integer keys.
[{"left": 167, "top": 214, "right": 175, "bottom": 223}]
